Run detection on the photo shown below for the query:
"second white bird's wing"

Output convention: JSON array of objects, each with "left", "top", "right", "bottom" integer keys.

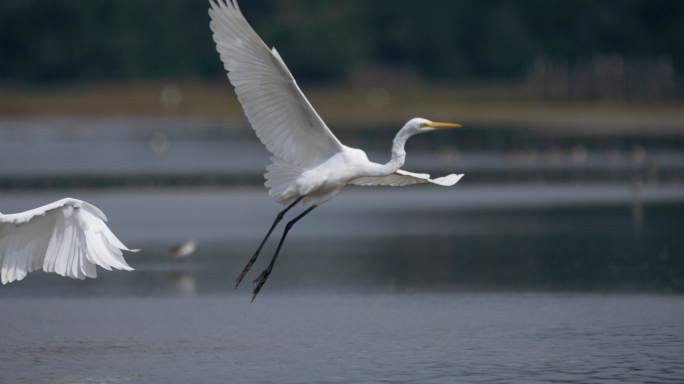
[
  {"left": 349, "top": 170, "right": 465, "bottom": 187},
  {"left": 209, "top": 0, "right": 344, "bottom": 168},
  {"left": 0, "top": 198, "right": 135, "bottom": 284}
]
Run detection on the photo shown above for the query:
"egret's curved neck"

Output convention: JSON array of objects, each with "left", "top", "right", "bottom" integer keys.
[{"left": 381, "top": 126, "right": 413, "bottom": 174}]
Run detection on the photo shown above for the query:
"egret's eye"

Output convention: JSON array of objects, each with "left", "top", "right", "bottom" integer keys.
[{"left": 420, "top": 123, "right": 429, "bottom": 128}]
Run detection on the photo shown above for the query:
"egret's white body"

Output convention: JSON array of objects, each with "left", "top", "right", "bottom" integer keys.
[
  {"left": 268, "top": 142, "right": 463, "bottom": 207},
  {"left": 0, "top": 198, "right": 135, "bottom": 284},
  {"left": 209, "top": 0, "right": 464, "bottom": 300}
]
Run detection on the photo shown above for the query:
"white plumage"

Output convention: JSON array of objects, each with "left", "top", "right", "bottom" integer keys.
[
  {"left": 211, "top": 0, "right": 343, "bottom": 170},
  {"left": 0, "top": 198, "right": 136, "bottom": 284},
  {"left": 209, "top": 0, "right": 465, "bottom": 300},
  {"left": 350, "top": 169, "right": 465, "bottom": 187},
  {"left": 209, "top": 0, "right": 463, "bottom": 208}
]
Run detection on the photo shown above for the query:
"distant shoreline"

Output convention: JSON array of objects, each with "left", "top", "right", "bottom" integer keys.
[{"left": 1, "top": 81, "right": 683, "bottom": 134}]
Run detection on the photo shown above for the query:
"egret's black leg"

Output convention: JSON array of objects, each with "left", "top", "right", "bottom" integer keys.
[
  {"left": 235, "top": 196, "right": 304, "bottom": 288},
  {"left": 252, "top": 204, "right": 317, "bottom": 302}
]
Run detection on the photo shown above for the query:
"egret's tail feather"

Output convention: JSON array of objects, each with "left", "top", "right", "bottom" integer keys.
[{"left": 264, "top": 156, "right": 304, "bottom": 205}]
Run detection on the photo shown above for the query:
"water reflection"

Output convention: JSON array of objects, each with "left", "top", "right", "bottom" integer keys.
[
  {"left": 170, "top": 272, "right": 196, "bottom": 296},
  {"left": 632, "top": 177, "right": 644, "bottom": 233}
]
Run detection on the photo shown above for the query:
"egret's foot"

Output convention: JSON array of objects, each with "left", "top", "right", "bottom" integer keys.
[
  {"left": 235, "top": 258, "right": 256, "bottom": 289},
  {"left": 251, "top": 268, "right": 272, "bottom": 302}
]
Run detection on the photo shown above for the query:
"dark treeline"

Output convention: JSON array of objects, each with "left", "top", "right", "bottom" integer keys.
[{"left": 0, "top": 0, "right": 682, "bottom": 84}]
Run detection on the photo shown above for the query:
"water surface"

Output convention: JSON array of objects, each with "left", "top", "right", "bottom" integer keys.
[{"left": 1, "top": 294, "right": 683, "bottom": 383}]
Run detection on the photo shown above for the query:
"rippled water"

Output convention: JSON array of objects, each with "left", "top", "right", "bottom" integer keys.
[{"left": 1, "top": 294, "right": 683, "bottom": 383}]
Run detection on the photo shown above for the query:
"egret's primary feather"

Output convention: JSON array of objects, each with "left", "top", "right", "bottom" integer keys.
[
  {"left": 209, "top": 0, "right": 344, "bottom": 169},
  {"left": 349, "top": 170, "right": 464, "bottom": 187}
]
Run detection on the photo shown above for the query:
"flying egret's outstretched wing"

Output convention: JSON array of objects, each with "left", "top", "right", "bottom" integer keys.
[
  {"left": 209, "top": 0, "right": 344, "bottom": 168},
  {"left": 0, "top": 198, "right": 136, "bottom": 284},
  {"left": 349, "top": 170, "right": 464, "bottom": 187}
]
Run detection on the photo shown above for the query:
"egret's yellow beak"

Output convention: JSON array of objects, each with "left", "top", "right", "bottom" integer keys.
[{"left": 422, "top": 122, "right": 462, "bottom": 129}]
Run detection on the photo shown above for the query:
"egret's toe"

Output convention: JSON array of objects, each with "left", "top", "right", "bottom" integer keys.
[{"left": 251, "top": 269, "right": 271, "bottom": 301}]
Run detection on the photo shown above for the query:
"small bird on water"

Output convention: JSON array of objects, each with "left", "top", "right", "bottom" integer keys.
[
  {"left": 168, "top": 239, "right": 197, "bottom": 260},
  {"left": 209, "top": 0, "right": 464, "bottom": 301}
]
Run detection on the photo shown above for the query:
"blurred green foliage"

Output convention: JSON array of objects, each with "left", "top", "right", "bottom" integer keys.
[{"left": 0, "top": 0, "right": 682, "bottom": 83}]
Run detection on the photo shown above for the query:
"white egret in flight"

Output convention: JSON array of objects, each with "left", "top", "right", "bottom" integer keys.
[
  {"left": 0, "top": 198, "right": 137, "bottom": 284},
  {"left": 209, "top": 0, "right": 464, "bottom": 301}
]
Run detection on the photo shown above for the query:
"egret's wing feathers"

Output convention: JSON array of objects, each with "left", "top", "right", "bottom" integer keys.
[
  {"left": 0, "top": 198, "right": 133, "bottom": 284},
  {"left": 428, "top": 174, "right": 465, "bottom": 186},
  {"left": 348, "top": 173, "right": 426, "bottom": 187},
  {"left": 209, "top": 0, "right": 344, "bottom": 168},
  {"left": 349, "top": 170, "right": 464, "bottom": 187}
]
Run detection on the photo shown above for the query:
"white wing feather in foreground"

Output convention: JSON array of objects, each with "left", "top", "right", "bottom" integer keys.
[{"left": 0, "top": 198, "right": 136, "bottom": 285}]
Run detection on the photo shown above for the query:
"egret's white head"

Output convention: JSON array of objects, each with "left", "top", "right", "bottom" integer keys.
[{"left": 405, "top": 118, "right": 461, "bottom": 135}]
